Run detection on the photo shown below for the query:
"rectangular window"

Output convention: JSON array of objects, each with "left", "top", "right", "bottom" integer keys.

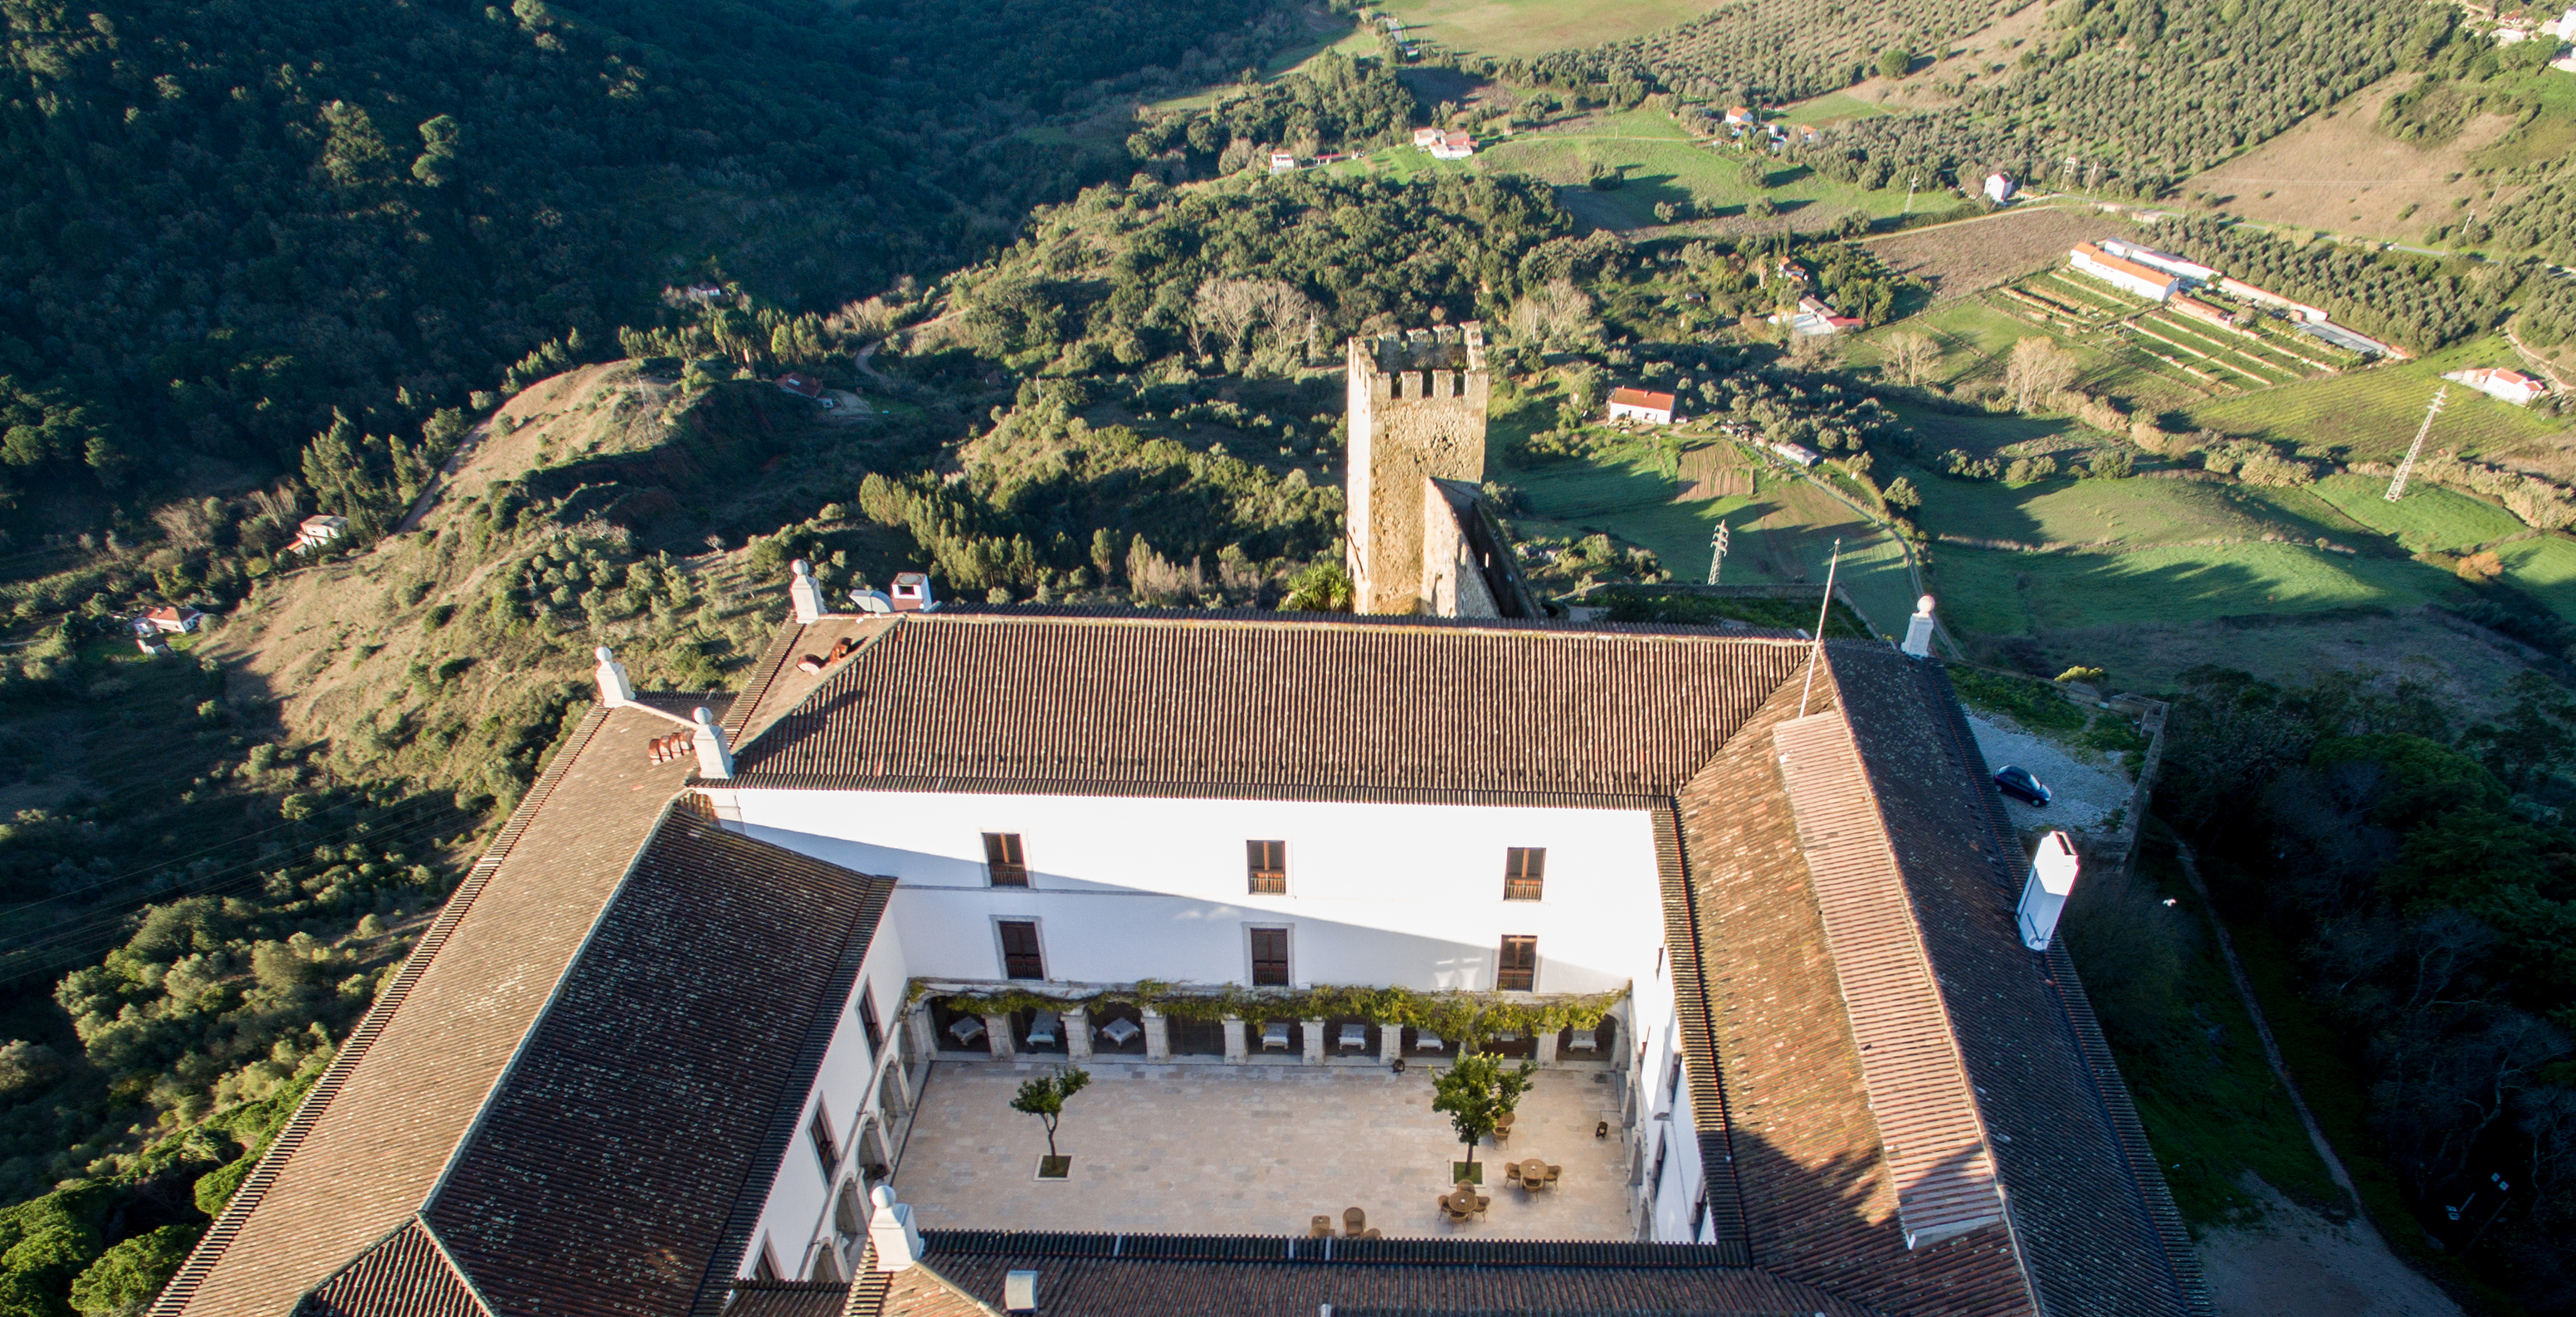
[
  {"left": 983, "top": 832, "right": 1028, "bottom": 887},
  {"left": 1497, "top": 935, "right": 1538, "bottom": 992},
  {"left": 809, "top": 1104, "right": 840, "bottom": 1177},
  {"left": 1690, "top": 1191, "right": 1710, "bottom": 1237},
  {"left": 1504, "top": 847, "right": 1545, "bottom": 901},
  {"left": 858, "top": 988, "right": 884, "bottom": 1056},
  {"left": 1250, "top": 927, "right": 1290, "bottom": 987},
  {"left": 1247, "top": 840, "right": 1287, "bottom": 895},
  {"left": 998, "top": 920, "right": 1045, "bottom": 980}
]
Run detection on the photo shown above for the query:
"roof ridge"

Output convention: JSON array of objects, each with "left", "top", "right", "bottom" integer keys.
[
  {"left": 422, "top": 798, "right": 688, "bottom": 1222},
  {"left": 150, "top": 702, "right": 619, "bottom": 1317},
  {"left": 290, "top": 1216, "right": 496, "bottom": 1317},
  {"left": 907, "top": 606, "right": 1819, "bottom": 645},
  {"left": 1771, "top": 704, "right": 2014, "bottom": 1258},
  {"left": 725, "top": 620, "right": 810, "bottom": 741}
]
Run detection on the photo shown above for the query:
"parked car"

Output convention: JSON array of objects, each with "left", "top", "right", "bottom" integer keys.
[{"left": 1993, "top": 765, "right": 2052, "bottom": 806}]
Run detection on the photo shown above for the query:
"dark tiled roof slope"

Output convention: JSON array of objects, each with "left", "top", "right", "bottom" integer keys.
[
  {"left": 1678, "top": 674, "right": 2030, "bottom": 1317},
  {"left": 1825, "top": 648, "right": 2210, "bottom": 1317},
  {"left": 159, "top": 705, "right": 691, "bottom": 1317},
  {"left": 721, "top": 1281, "right": 857, "bottom": 1317},
  {"left": 886, "top": 1231, "right": 1876, "bottom": 1317},
  {"left": 422, "top": 811, "right": 894, "bottom": 1317},
  {"left": 730, "top": 613, "right": 1807, "bottom": 796},
  {"left": 298, "top": 1221, "right": 489, "bottom": 1317}
]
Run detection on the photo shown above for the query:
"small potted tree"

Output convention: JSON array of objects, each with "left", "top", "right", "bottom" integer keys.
[
  {"left": 1431, "top": 1051, "right": 1535, "bottom": 1184},
  {"left": 1012, "top": 1066, "right": 1092, "bottom": 1180}
]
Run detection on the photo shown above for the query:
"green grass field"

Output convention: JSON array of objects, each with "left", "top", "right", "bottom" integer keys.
[
  {"left": 2300, "top": 473, "right": 2526, "bottom": 553},
  {"left": 1933, "top": 539, "right": 2454, "bottom": 634},
  {"left": 1465, "top": 110, "right": 1916, "bottom": 231},
  {"left": 2185, "top": 338, "right": 2576, "bottom": 463},
  {"left": 1372, "top": 0, "right": 1714, "bottom": 58},
  {"left": 1916, "top": 471, "right": 2322, "bottom": 548},
  {"left": 1499, "top": 432, "right": 1920, "bottom": 634}
]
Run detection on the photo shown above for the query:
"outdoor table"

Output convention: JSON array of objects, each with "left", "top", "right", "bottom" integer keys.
[
  {"left": 1445, "top": 1186, "right": 1480, "bottom": 1216},
  {"left": 1517, "top": 1158, "right": 1549, "bottom": 1188}
]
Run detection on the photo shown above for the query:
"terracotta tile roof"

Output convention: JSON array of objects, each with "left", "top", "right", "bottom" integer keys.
[
  {"left": 1677, "top": 671, "right": 2030, "bottom": 1317},
  {"left": 722, "top": 1281, "right": 859, "bottom": 1317},
  {"left": 1827, "top": 649, "right": 2211, "bottom": 1317},
  {"left": 1608, "top": 387, "right": 1677, "bottom": 411},
  {"left": 729, "top": 613, "right": 1808, "bottom": 797},
  {"left": 1773, "top": 710, "right": 2003, "bottom": 1250},
  {"left": 870, "top": 1232, "right": 1876, "bottom": 1317},
  {"left": 422, "top": 812, "right": 894, "bottom": 1317},
  {"left": 2070, "top": 244, "right": 2176, "bottom": 290},
  {"left": 155, "top": 706, "right": 896, "bottom": 1317},
  {"left": 297, "top": 1221, "right": 488, "bottom": 1317}
]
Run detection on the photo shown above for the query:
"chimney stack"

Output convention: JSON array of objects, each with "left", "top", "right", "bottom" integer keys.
[
  {"left": 2017, "top": 831, "right": 2081, "bottom": 951},
  {"left": 1901, "top": 596, "right": 1938, "bottom": 659},
  {"left": 690, "top": 707, "right": 734, "bottom": 779},
  {"left": 867, "top": 1186, "right": 922, "bottom": 1272},
  {"left": 788, "top": 559, "right": 826, "bottom": 624},
  {"left": 890, "top": 572, "right": 934, "bottom": 612},
  {"left": 593, "top": 646, "right": 634, "bottom": 706},
  {"left": 1004, "top": 1271, "right": 1039, "bottom": 1315}
]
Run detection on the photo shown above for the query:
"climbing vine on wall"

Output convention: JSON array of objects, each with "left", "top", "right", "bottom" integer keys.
[{"left": 911, "top": 978, "right": 1625, "bottom": 1045}]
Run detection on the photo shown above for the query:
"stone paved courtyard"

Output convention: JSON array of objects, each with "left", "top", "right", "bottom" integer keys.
[{"left": 890, "top": 1061, "right": 1637, "bottom": 1239}]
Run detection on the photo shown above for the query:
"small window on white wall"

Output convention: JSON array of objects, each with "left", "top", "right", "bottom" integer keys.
[
  {"left": 1249, "top": 926, "right": 1290, "bottom": 986},
  {"left": 1504, "top": 847, "right": 1545, "bottom": 901},
  {"left": 1247, "top": 840, "right": 1287, "bottom": 895}
]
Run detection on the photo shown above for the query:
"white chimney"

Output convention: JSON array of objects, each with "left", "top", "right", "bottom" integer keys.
[
  {"left": 788, "top": 559, "right": 826, "bottom": 624},
  {"left": 890, "top": 572, "right": 934, "bottom": 612},
  {"left": 1004, "top": 1270, "right": 1038, "bottom": 1314},
  {"left": 850, "top": 588, "right": 894, "bottom": 614},
  {"left": 866, "top": 1185, "right": 921, "bottom": 1271},
  {"left": 2017, "top": 831, "right": 2081, "bottom": 951},
  {"left": 690, "top": 707, "right": 734, "bottom": 779},
  {"left": 1901, "top": 595, "right": 1938, "bottom": 658},
  {"left": 593, "top": 646, "right": 634, "bottom": 706}
]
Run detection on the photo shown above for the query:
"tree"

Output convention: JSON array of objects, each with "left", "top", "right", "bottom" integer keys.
[
  {"left": 1280, "top": 562, "right": 1354, "bottom": 612},
  {"left": 1884, "top": 475, "right": 1921, "bottom": 510},
  {"left": 1881, "top": 330, "right": 1939, "bottom": 387},
  {"left": 1739, "top": 159, "right": 1769, "bottom": 190},
  {"left": 1010, "top": 1066, "right": 1092, "bottom": 1162},
  {"left": 1878, "top": 46, "right": 1914, "bottom": 80},
  {"left": 1431, "top": 1051, "right": 1536, "bottom": 1171},
  {"left": 1507, "top": 278, "right": 1600, "bottom": 353},
  {"left": 70, "top": 1226, "right": 199, "bottom": 1317},
  {"left": 2004, "top": 337, "right": 2079, "bottom": 412}
]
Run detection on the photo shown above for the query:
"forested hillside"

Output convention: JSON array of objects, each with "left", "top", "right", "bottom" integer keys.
[{"left": 0, "top": 0, "right": 1295, "bottom": 521}]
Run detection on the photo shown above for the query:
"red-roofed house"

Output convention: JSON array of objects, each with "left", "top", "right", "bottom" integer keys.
[
  {"left": 1607, "top": 387, "right": 1679, "bottom": 425},
  {"left": 775, "top": 373, "right": 825, "bottom": 400},
  {"left": 130, "top": 606, "right": 202, "bottom": 637},
  {"left": 1428, "top": 129, "right": 1475, "bottom": 160},
  {"left": 1723, "top": 106, "right": 1755, "bottom": 125},
  {"left": 2443, "top": 367, "right": 2550, "bottom": 407},
  {"left": 2068, "top": 243, "right": 2179, "bottom": 302}
]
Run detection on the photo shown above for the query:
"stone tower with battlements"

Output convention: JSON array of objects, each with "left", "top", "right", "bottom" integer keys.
[{"left": 1345, "top": 324, "right": 1490, "bottom": 615}]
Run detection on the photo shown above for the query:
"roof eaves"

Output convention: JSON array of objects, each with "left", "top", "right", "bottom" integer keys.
[
  {"left": 685, "top": 862, "right": 898, "bottom": 1317},
  {"left": 150, "top": 704, "right": 621, "bottom": 1317}
]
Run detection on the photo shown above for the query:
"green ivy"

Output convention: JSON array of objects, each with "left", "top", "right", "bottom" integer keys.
[{"left": 917, "top": 979, "right": 1624, "bottom": 1046}]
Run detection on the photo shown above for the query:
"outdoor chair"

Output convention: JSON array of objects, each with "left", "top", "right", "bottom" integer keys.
[
  {"left": 1024, "top": 1014, "right": 1061, "bottom": 1050},
  {"left": 1261, "top": 1022, "right": 1292, "bottom": 1051},
  {"left": 1344, "top": 1207, "right": 1366, "bottom": 1236},
  {"left": 1503, "top": 1163, "right": 1521, "bottom": 1183},
  {"left": 1099, "top": 1017, "right": 1142, "bottom": 1047},
  {"left": 1310, "top": 1215, "right": 1332, "bottom": 1238},
  {"left": 1413, "top": 1031, "right": 1445, "bottom": 1053},
  {"left": 1474, "top": 1195, "right": 1490, "bottom": 1213},
  {"left": 1338, "top": 1024, "right": 1368, "bottom": 1051},
  {"left": 1545, "top": 1165, "right": 1562, "bottom": 1183},
  {"left": 1567, "top": 1028, "right": 1599, "bottom": 1054},
  {"left": 947, "top": 1017, "right": 987, "bottom": 1047}
]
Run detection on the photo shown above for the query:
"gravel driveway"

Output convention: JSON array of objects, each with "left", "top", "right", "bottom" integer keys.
[{"left": 1966, "top": 714, "right": 2134, "bottom": 832}]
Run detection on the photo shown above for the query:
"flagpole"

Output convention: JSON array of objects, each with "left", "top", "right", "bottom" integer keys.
[{"left": 1798, "top": 537, "right": 1842, "bottom": 718}]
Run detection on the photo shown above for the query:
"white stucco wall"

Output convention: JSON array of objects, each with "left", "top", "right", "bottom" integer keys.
[
  {"left": 718, "top": 789, "right": 1667, "bottom": 998},
  {"left": 741, "top": 902, "right": 916, "bottom": 1280}
]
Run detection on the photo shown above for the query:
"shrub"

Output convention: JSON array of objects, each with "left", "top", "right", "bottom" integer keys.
[{"left": 67, "top": 1227, "right": 198, "bottom": 1317}]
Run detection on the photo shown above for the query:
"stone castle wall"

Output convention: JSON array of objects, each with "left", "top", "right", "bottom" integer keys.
[{"left": 1345, "top": 325, "right": 1489, "bottom": 615}]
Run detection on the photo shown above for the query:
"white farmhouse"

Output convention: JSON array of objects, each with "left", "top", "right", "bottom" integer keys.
[
  {"left": 1983, "top": 172, "right": 2015, "bottom": 203},
  {"left": 1606, "top": 386, "right": 1677, "bottom": 425},
  {"left": 2069, "top": 242, "right": 2180, "bottom": 302},
  {"left": 2443, "top": 366, "right": 2551, "bottom": 407}
]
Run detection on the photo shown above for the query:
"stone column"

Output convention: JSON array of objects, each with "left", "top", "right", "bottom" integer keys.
[
  {"left": 983, "top": 1014, "right": 1014, "bottom": 1061},
  {"left": 1064, "top": 1008, "right": 1092, "bottom": 1063},
  {"left": 1222, "top": 1017, "right": 1247, "bottom": 1064},
  {"left": 1302, "top": 1018, "right": 1325, "bottom": 1066},
  {"left": 1142, "top": 1007, "right": 1170, "bottom": 1062},
  {"left": 1379, "top": 1023, "right": 1403, "bottom": 1067},
  {"left": 1537, "top": 1029, "right": 1559, "bottom": 1066},
  {"left": 905, "top": 1004, "right": 936, "bottom": 1066}
]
